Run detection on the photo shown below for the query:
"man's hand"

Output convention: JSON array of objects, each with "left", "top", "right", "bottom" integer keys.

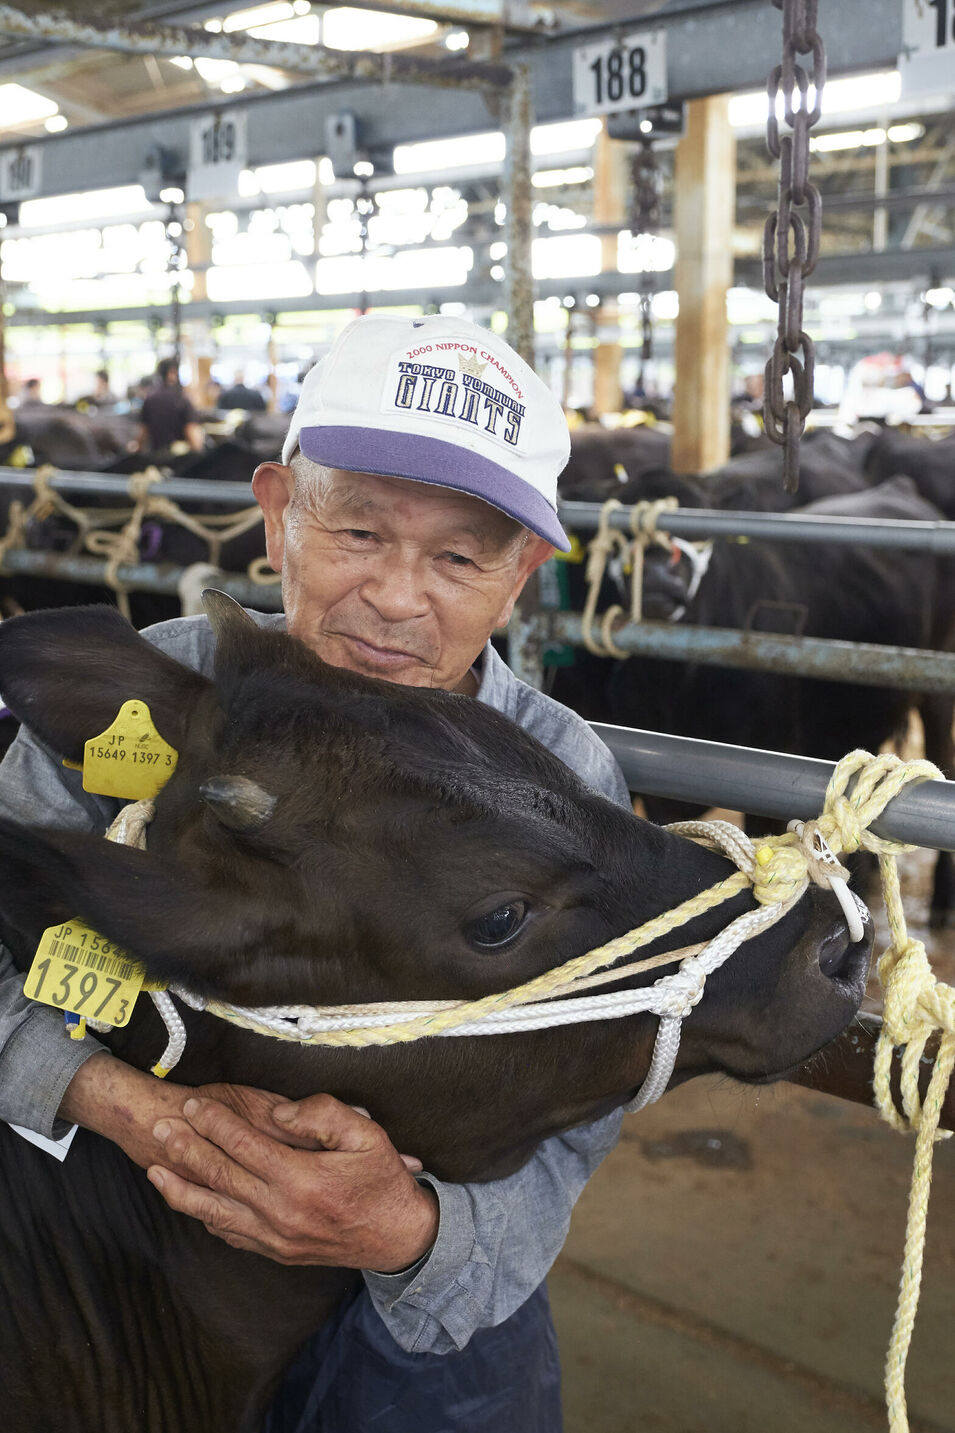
[
  {"left": 59, "top": 1055, "right": 312, "bottom": 1175},
  {"left": 147, "top": 1093, "right": 439, "bottom": 1272}
]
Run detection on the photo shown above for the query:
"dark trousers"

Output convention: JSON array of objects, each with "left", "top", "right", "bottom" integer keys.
[{"left": 263, "top": 1281, "right": 562, "bottom": 1433}]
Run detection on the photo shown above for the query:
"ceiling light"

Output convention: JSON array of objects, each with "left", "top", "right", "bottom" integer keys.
[
  {"left": 44, "top": 114, "right": 68, "bottom": 133},
  {"left": 322, "top": 7, "right": 437, "bottom": 50},
  {"left": 0, "top": 83, "right": 59, "bottom": 128},
  {"left": 169, "top": 55, "right": 193, "bottom": 70},
  {"left": 887, "top": 122, "right": 925, "bottom": 143},
  {"left": 445, "top": 30, "right": 469, "bottom": 51},
  {"left": 195, "top": 57, "right": 241, "bottom": 82},
  {"left": 223, "top": 2, "right": 294, "bottom": 30},
  {"left": 159, "top": 186, "right": 185, "bottom": 204},
  {"left": 532, "top": 166, "right": 594, "bottom": 189}
]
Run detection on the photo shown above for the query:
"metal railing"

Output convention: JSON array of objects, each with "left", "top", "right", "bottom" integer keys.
[
  {"left": 593, "top": 724, "right": 955, "bottom": 851},
  {"left": 558, "top": 499, "right": 955, "bottom": 555}
]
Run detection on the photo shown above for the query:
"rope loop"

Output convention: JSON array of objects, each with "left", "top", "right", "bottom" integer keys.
[{"left": 581, "top": 499, "right": 630, "bottom": 657}]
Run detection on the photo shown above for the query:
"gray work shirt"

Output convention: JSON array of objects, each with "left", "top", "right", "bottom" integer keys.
[{"left": 0, "top": 611, "right": 630, "bottom": 1354}]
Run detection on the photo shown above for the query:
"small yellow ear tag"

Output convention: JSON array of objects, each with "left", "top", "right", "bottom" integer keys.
[
  {"left": 82, "top": 699, "right": 178, "bottom": 800},
  {"left": 23, "top": 919, "right": 145, "bottom": 1028}
]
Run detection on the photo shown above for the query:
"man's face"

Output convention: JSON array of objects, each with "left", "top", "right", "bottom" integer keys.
[{"left": 253, "top": 461, "right": 552, "bottom": 693}]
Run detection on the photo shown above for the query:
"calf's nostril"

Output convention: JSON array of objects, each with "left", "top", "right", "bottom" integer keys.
[{"left": 819, "top": 925, "right": 852, "bottom": 978}]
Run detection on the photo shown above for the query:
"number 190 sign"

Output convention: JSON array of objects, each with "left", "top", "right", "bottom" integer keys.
[{"left": 572, "top": 30, "right": 667, "bottom": 117}]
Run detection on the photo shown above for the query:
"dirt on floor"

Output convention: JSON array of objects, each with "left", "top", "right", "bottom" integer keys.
[{"left": 555, "top": 843, "right": 955, "bottom": 1433}]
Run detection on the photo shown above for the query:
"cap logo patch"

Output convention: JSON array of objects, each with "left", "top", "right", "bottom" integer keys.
[{"left": 392, "top": 345, "right": 526, "bottom": 448}]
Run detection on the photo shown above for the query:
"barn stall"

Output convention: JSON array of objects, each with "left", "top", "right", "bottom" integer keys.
[{"left": 0, "top": 1, "right": 954, "bottom": 1430}]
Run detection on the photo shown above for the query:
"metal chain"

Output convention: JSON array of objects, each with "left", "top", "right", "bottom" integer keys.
[
  {"left": 165, "top": 201, "right": 186, "bottom": 367},
  {"left": 762, "top": 0, "right": 826, "bottom": 493},
  {"left": 629, "top": 141, "right": 662, "bottom": 389}
]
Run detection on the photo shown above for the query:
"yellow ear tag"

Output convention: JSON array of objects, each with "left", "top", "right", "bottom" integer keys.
[
  {"left": 82, "top": 699, "right": 178, "bottom": 800},
  {"left": 23, "top": 919, "right": 145, "bottom": 1028}
]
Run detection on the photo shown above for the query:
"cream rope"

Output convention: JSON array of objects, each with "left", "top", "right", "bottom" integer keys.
[
  {"left": 580, "top": 497, "right": 679, "bottom": 656},
  {"left": 0, "top": 465, "right": 269, "bottom": 614}
]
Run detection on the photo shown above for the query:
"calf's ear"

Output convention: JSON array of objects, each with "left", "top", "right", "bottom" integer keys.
[
  {"left": 0, "top": 605, "right": 210, "bottom": 762},
  {"left": 0, "top": 817, "right": 270, "bottom": 995}
]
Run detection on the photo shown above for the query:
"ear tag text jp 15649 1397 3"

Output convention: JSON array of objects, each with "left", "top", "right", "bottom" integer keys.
[
  {"left": 24, "top": 919, "right": 145, "bottom": 1029},
  {"left": 77, "top": 699, "right": 178, "bottom": 800}
]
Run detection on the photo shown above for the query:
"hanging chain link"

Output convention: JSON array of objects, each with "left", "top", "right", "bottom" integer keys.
[
  {"left": 762, "top": 0, "right": 826, "bottom": 493},
  {"left": 629, "top": 141, "right": 663, "bottom": 388}
]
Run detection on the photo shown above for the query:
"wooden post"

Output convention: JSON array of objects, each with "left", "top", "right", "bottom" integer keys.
[
  {"left": 671, "top": 96, "right": 736, "bottom": 474},
  {"left": 185, "top": 203, "right": 212, "bottom": 407},
  {"left": 0, "top": 269, "right": 13, "bottom": 445},
  {"left": 592, "top": 121, "right": 627, "bottom": 417}
]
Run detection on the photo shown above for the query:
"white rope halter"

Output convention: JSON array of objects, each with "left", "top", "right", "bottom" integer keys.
[{"left": 100, "top": 803, "right": 869, "bottom": 1112}]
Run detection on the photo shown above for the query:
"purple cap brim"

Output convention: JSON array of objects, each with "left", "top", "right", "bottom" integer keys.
[{"left": 297, "top": 425, "right": 571, "bottom": 552}]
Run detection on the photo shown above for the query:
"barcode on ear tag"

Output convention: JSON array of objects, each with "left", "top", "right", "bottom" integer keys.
[
  {"left": 23, "top": 919, "right": 145, "bottom": 1028},
  {"left": 82, "top": 699, "right": 178, "bottom": 800}
]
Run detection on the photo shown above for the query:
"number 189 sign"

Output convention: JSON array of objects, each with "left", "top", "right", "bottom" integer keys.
[
  {"left": 899, "top": 0, "right": 955, "bottom": 97},
  {"left": 572, "top": 30, "right": 667, "bottom": 117}
]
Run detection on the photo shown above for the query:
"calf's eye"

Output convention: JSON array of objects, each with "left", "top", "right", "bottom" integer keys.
[{"left": 467, "top": 901, "right": 528, "bottom": 949}]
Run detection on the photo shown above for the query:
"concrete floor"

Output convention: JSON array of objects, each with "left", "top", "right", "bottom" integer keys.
[{"left": 553, "top": 847, "right": 955, "bottom": 1433}]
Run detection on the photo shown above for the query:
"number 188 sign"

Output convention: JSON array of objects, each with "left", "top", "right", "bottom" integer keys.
[{"left": 572, "top": 30, "right": 667, "bottom": 117}]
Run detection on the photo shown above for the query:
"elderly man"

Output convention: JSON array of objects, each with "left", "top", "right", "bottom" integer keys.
[{"left": 0, "top": 314, "right": 629, "bottom": 1431}]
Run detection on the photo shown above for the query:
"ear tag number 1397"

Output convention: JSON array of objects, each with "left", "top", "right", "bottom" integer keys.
[
  {"left": 81, "top": 699, "right": 178, "bottom": 800},
  {"left": 24, "top": 920, "right": 145, "bottom": 1028}
]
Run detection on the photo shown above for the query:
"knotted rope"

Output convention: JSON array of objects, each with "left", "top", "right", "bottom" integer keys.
[
  {"left": 581, "top": 498, "right": 632, "bottom": 657},
  {"left": 97, "top": 751, "right": 951, "bottom": 1430},
  {"left": 0, "top": 466, "right": 269, "bottom": 616},
  {"left": 581, "top": 497, "right": 703, "bottom": 656}
]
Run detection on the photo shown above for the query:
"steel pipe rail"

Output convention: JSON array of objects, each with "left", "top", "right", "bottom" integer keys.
[
  {"left": 590, "top": 724, "right": 955, "bottom": 852},
  {"left": 6, "top": 476, "right": 955, "bottom": 557},
  {"left": 0, "top": 468, "right": 255, "bottom": 507},
  {"left": 557, "top": 501, "right": 955, "bottom": 556},
  {"left": 549, "top": 613, "right": 955, "bottom": 695},
  {"left": 0, "top": 549, "right": 282, "bottom": 612}
]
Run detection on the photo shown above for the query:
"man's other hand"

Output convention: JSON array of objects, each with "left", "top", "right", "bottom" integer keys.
[{"left": 146, "top": 1092, "right": 438, "bottom": 1272}]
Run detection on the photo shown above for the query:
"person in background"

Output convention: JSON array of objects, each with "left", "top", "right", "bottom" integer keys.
[
  {"left": 218, "top": 370, "right": 267, "bottom": 412},
  {"left": 77, "top": 370, "right": 118, "bottom": 412},
  {"left": 136, "top": 357, "right": 205, "bottom": 455},
  {"left": 91, "top": 370, "right": 117, "bottom": 408},
  {"left": 17, "top": 378, "right": 44, "bottom": 408}
]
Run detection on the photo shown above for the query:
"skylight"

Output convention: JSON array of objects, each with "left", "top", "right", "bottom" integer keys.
[
  {"left": 0, "top": 84, "right": 59, "bottom": 130},
  {"left": 322, "top": 7, "right": 437, "bottom": 50}
]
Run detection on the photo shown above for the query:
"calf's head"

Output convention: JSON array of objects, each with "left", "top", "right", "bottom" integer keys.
[{"left": 0, "top": 597, "right": 871, "bottom": 1179}]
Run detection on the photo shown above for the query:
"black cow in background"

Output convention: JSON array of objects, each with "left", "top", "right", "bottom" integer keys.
[
  {"left": 864, "top": 428, "right": 955, "bottom": 517},
  {"left": 547, "top": 434, "right": 955, "bottom": 926}
]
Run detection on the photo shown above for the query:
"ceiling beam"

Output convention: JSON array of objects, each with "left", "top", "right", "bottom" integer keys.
[
  {"left": 0, "top": 4, "right": 512, "bottom": 90},
  {"left": 0, "top": 0, "right": 907, "bottom": 200}
]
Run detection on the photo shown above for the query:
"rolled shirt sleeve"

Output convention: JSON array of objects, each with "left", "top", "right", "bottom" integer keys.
[
  {"left": 362, "top": 1107, "right": 623, "bottom": 1353},
  {"left": 0, "top": 728, "right": 115, "bottom": 1138}
]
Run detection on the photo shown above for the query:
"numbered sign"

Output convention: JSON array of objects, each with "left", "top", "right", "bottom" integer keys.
[
  {"left": 572, "top": 30, "right": 667, "bottom": 117},
  {"left": 899, "top": 0, "right": 955, "bottom": 97},
  {"left": 188, "top": 110, "right": 247, "bottom": 199},
  {"left": 0, "top": 145, "right": 42, "bottom": 202}
]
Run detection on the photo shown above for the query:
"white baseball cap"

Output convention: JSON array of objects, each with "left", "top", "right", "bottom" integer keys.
[{"left": 282, "top": 313, "right": 571, "bottom": 551}]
